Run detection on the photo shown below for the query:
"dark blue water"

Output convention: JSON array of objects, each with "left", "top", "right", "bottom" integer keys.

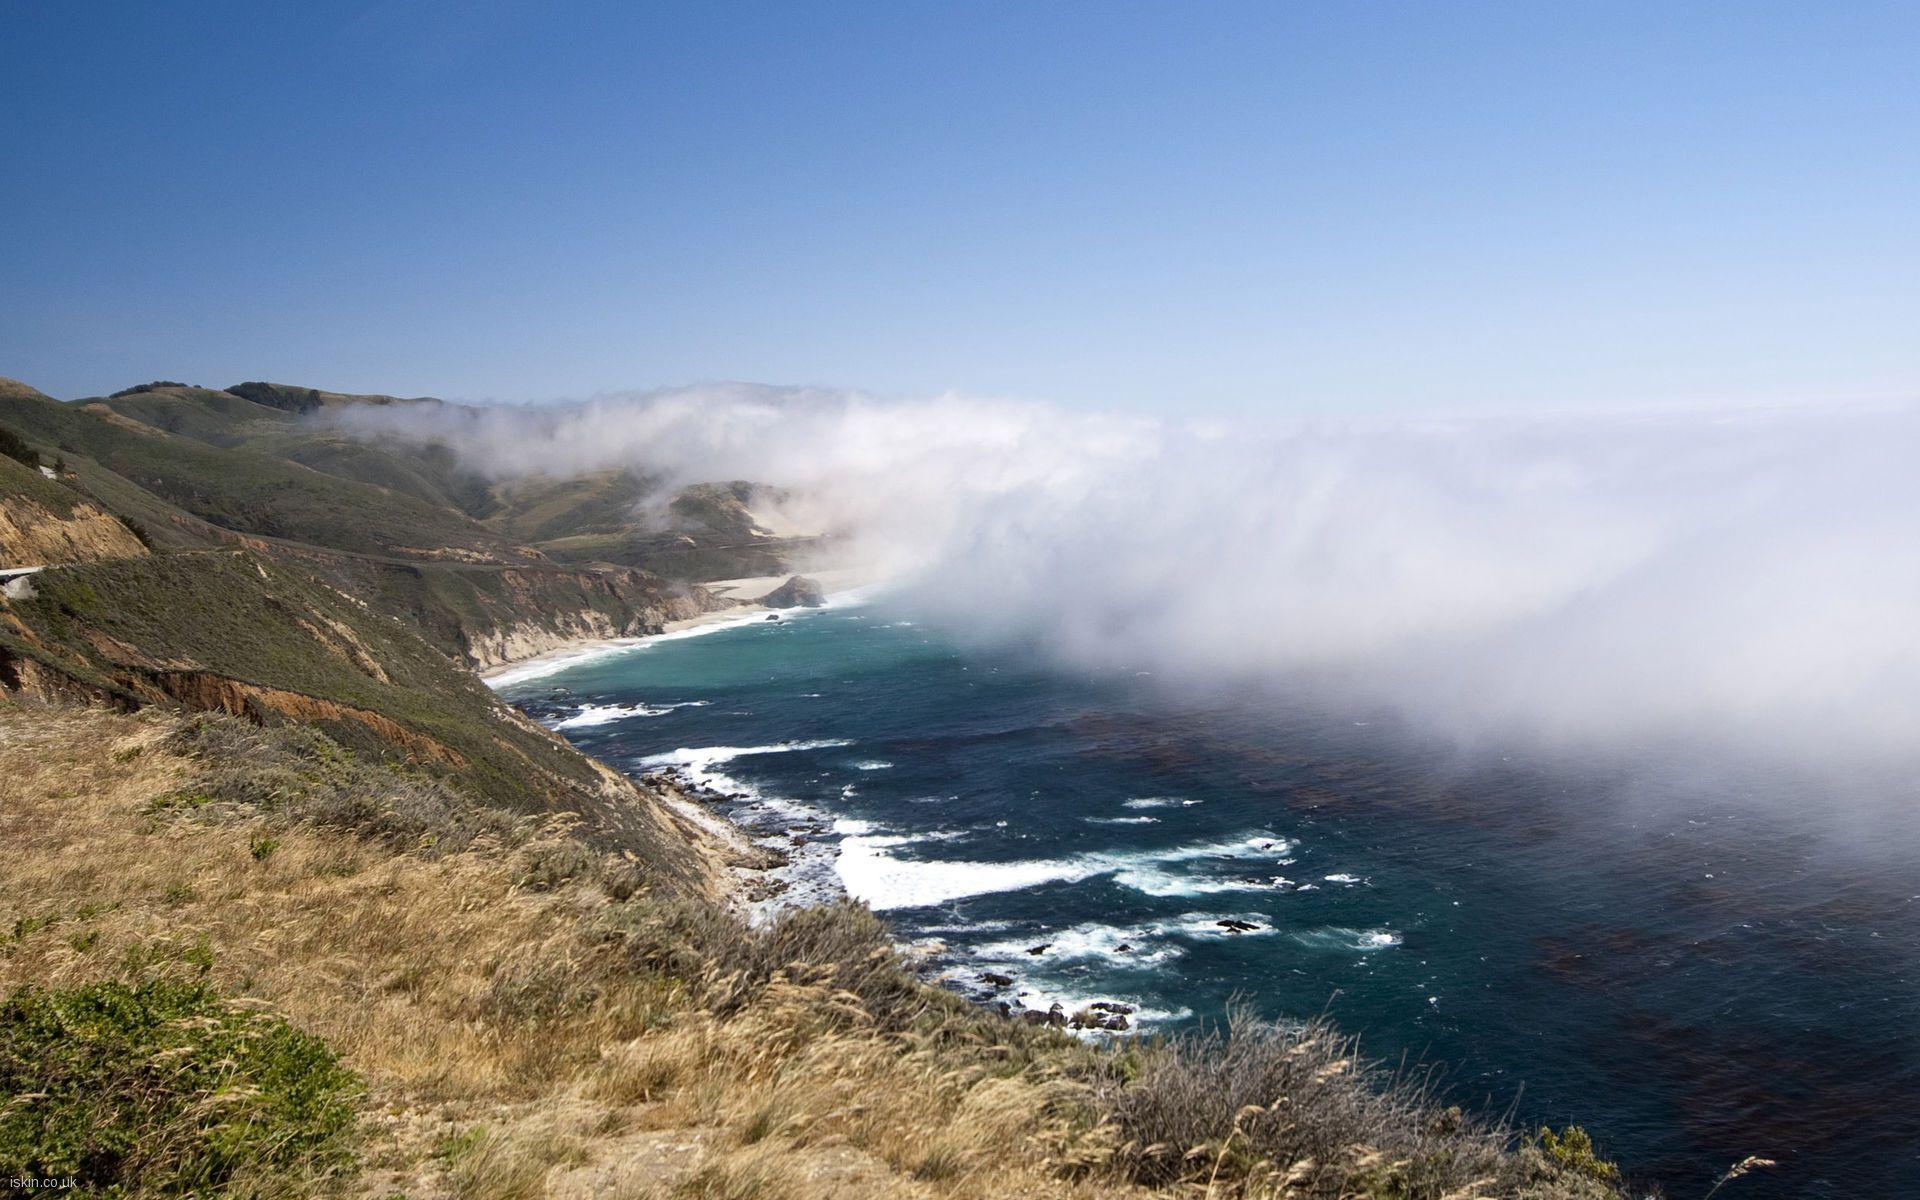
[{"left": 500, "top": 601, "right": 1920, "bottom": 1197}]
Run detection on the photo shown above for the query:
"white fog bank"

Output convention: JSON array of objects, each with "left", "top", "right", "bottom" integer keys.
[{"left": 342, "top": 387, "right": 1920, "bottom": 770}]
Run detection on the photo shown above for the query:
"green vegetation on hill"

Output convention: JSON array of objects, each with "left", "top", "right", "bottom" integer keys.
[
  {"left": 0, "top": 549, "right": 709, "bottom": 883},
  {"left": 85, "top": 385, "right": 298, "bottom": 447},
  {"left": 0, "top": 977, "right": 360, "bottom": 1197},
  {"left": 0, "top": 383, "right": 528, "bottom": 563},
  {"left": 0, "top": 450, "right": 80, "bottom": 518},
  {"left": 1, "top": 375, "right": 811, "bottom": 584},
  {"left": 483, "top": 467, "right": 654, "bottom": 544},
  {"left": 0, "top": 423, "right": 41, "bottom": 468}
]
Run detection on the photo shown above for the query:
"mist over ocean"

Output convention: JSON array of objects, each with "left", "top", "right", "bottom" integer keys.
[{"left": 504, "top": 597, "right": 1920, "bottom": 1198}]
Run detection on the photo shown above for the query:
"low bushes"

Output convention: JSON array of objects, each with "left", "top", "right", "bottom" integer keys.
[
  {"left": 164, "top": 716, "right": 522, "bottom": 855},
  {"left": 0, "top": 978, "right": 360, "bottom": 1197}
]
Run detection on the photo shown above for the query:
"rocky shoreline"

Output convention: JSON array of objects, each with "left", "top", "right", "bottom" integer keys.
[{"left": 637, "top": 756, "right": 1138, "bottom": 1032}]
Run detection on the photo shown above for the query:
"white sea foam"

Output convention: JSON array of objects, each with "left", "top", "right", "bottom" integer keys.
[
  {"left": 1322, "top": 873, "right": 1367, "bottom": 885},
  {"left": 835, "top": 828, "right": 1296, "bottom": 910},
  {"left": 946, "top": 966, "right": 1194, "bottom": 1034},
  {"left": 551, "top": 699, "right": 710, "bottom": 729},
  {"left": 1292, "top": 927, "right": 1402, "bottom": 951},
  {"left": 640, "top": 739, "right": 855, "bottom": 770},
  {"left": 1123, "top": 796, "right": 1200, "bottom": 810},
  {"left": 1111, "top": 867, "right": 1276, "bottom": 897},
  {"left": 993, "top": 980, "right": 1194, "bottom": 1036},
  {"left": 852, "top": 760, "right": 894, "bottom": 771},
  {"left": 1163, "top": 912, "right": 1281, "bottom": 938},
  {"left": 837, "top": 839, "right": 1100, "bottom": 910},
  {"left": 1083, "top": 815, "right": 1160, "bottom": 825},
  {"left": 639, "top": 739, "right": 854, "bottom": 800},
  {"left": 974, "top": 922, "right": 1183, "bottom": 967},
  {"left": 1149, "top": 833, "right": 1295, "bottom": 863}
]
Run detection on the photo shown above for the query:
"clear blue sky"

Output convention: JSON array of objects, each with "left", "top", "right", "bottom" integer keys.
[{"left": 3, "top": 1, "right": 1916, "bottom": 413}]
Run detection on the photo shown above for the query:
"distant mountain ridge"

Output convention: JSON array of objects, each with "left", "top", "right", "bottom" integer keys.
[{"left": 0, "top": 372, "right": 798, "bottom": 870}]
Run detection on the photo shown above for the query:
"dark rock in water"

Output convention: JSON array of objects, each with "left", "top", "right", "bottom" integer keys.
[
  {"left": 1046, "top": 1003, "right": 1068, "bottom": 1027},
  {"left": 980, "top": 972, "right": 1014, "bottom": 988},
  {"left": 1090, "top": 1001, "right": 1135, "bottom": 1015},
  {"left": 761, "top": 575, "right": 827, "bottom": 609},
  {"left": 765, "top": 614, "right": 780, "bottom": 621},
  {"left": 1070, "top": 1006, "right": 1132, "bottom": 1032},
  {"left": 1021, "top": 1010, "right": 1049, "bottom": 1026},
  {"left": 996, "top": 1001, "right": 1013, "bottom": 1017},
  {"left": 1112, "top": 943, "right": 1134, "bottom": 954},
  {"left": 1026, "top": 943, "right": 1051, "bottom": 956},
  {"left": 1217, "top": 919, "right": 1261, "bottom": 933}
]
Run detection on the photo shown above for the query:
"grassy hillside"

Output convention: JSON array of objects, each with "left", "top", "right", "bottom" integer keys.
[
  {"left": 0, "top": 380, "right": 529, "bottom": 563},
  {"left": 0, "top": 549, "right": 724, "bottom": 888},
  {"left": 2, "top": 375, "right": 812, "bottom": 582},
  {"left": 0, "top": 376, "right": 724, "bottom": 664},
  {"left": 0, "top": 703, "right": 1630, "bottom": 1200},
  {"left": 291, "top": 552, "right": 712, "bottom": 669}
]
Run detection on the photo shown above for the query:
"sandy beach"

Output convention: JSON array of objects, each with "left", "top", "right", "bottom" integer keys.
[{"left": 479, "top": 566, "right": 886, "bottom": 686}]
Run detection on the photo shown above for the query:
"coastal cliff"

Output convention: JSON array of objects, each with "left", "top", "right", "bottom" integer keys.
[{"left": 0, "top": 373, "right": 1629, "bottom": 1200}]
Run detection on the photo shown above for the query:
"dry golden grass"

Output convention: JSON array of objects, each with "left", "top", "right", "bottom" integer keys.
[
  {"left": 2, "top": 701, "right": 1626, "bottom": 1199},
  {"left": 0, "top": 702, "right": 1142, "bottom": 1200}
]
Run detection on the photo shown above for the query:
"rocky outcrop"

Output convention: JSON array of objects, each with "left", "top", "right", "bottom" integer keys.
[
  {"left": 457, "top": 587, "right": 713, "bottom": 671},
  {"left": 760, "top": 575, "right": 826, "bottom": 609},
  {"left": 289, "top": 554, "right": 730, "bottom": 672}
]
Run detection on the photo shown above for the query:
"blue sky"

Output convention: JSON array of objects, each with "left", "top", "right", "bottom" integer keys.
[{"left": 3, "top": 1, "right": 1916, "bottom": 413}]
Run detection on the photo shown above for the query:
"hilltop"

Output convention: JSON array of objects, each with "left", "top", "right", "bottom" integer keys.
[{"left": 0, "top": 376, "right": 816, "bottom": 669}]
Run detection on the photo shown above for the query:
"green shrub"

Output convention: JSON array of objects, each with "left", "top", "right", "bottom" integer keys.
[
  {"left": 0, "top": 424, "right": 39, "bottom": 468},
  {"left": 1533, "top": 1125, "right": 1621, "bottom": 1182},
  {"left": 0, "top": 978, "right": 361, "bottom": 1196}
]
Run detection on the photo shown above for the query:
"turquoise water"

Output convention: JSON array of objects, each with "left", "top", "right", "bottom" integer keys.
[{"left": 502, "top": 599, "right": 1920, "bottom": 1196}]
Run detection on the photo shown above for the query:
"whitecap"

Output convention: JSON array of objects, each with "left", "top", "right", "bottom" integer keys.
[
  {"left": 956, "top": 974, "right": 1192, "bottom": 1035},
  {"left": 1111, "top": 866, "right": 1275, "bottom": 897},
  {"left": 1083, "top": 815, "right": 1160, "bottom": 825},
  {"left": 551, "top": 699, "right": 709, "bottom": 729},
  {"left": 639, "top": 740, "right": 854, "bottom": 801},
  {"left": 640, "top": 739, "right": 854, "bottom": 771},
  {"left": 836, "top": 839, "right": 1098, "bottom": 910},
  {"left": 835, "top": 827, "right": 1296, "bottom": 910},
  {"left": 1292, "top": 927, "right": 1401, "bottom": 952},
  {"left": 974, "top": 922, "right": 1183, "bottom": 967},
  {"left": 1159, "top": 912, "right": 1281, "bottom": 938},
  {"left": 852, "top": 760, "right": 894, "bottom": 771}
]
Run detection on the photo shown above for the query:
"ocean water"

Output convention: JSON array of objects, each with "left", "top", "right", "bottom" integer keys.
[{"left": 500, "top": 598, "right": 1920, "bottom": 1196}]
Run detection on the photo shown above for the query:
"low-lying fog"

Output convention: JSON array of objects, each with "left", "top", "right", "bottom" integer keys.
[{"left": 343, "top": 386, "right": 1920, "bottom": 786}]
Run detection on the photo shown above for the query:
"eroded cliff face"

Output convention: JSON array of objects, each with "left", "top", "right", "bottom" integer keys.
[
  {"left": 0, "top": 491, "right": 148, "bottom": 567},
  {"left": 459, "top": 584, "right": 719, "bottom": 670},
  {"left": 0, "top": 549, "right": 742, "bottom": 900}
]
